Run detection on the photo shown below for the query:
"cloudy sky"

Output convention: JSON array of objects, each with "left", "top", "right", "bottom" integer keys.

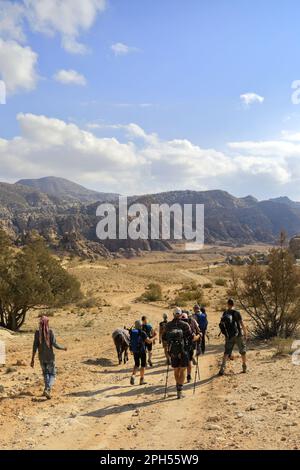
[{"left": 1, "top": 0, "right": 300, "bottom": 199}]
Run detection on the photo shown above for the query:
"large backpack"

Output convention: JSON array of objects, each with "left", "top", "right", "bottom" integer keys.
[
  {"left": 219, "top": 311, "right": 239, "bottom": 338},
  {"left": 166, "top": 328, "right": 185, "bottom": 356},
  {"left": 130, "top": 329, "right": 145, "bottom": 354},
  {"left": 195, "top": 312, "right": 208, "bottom": 331}
]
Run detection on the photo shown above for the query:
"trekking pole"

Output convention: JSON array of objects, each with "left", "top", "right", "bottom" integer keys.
[
  {"left": 193, "top": 342, "right": 200, "bottom": 395},
  {"left": 164, "top": 360, "right": 170, "bottom": 399}
]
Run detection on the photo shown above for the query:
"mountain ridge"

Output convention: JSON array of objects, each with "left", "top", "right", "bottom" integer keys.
[{"left": 1, "top": 177, "right": 300, "bottom": 257}]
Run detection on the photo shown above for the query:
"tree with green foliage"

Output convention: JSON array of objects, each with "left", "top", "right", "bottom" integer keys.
[
  {"left": 229, "top": 233, "right": 300, "bottom": 339},
  {"left": 0, "top": 230, "right": 81, "bottom": 331}
]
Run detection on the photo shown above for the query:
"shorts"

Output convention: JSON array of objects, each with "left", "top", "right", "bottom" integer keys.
[
  {"left": 145, "top": 342, "right": 152, "bottom": 352},
  {"left": 133, "top": 352, "right": 147, "bottom": 368},
  {"left": 225, "top": 336, "right": 247, "bottom": 356},
  {"left": 170, "top": 351, "right": 189, "bottom": 369}
]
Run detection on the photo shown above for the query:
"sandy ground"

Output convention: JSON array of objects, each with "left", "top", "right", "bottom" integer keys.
[{"left": 0, "top": 249, "right": 299, "bottom": 450}]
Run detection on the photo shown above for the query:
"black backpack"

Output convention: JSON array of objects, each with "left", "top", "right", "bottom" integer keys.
[
  {"left": 219, "top": 310, "right": 239, "bottom": 338},
  {"left": 166, "top": 328, "right": 185, "bottom": 356}
]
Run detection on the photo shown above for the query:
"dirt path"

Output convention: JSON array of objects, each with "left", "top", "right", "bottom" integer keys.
[
  {"left": 31, "top": 288, "right": 219, "bottom": 450},
  {"left": 1, "top": 257, "right": 299, "bottom": 450}
]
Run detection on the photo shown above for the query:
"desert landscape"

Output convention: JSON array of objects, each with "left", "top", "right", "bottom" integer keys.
[{"left": 1, "top": 246, "right": 299, "bottom": 451}]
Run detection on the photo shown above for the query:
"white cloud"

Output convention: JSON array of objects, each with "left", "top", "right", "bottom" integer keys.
[
  {"left": 111, "top": 42, "right": 139, "bottom": 56},
  {"left": 0, "top": 1, "right": 26, "bottom": 43},
  {"left": 0, "top": 38, "right": 38, "bottom": 93},
  {"left": 24, "top": 0, "right": 106, "bottom": 54},
  {"left": 240, "top": 92, "right": 264, "bottom": 106},
  {"left": 0, "top": 0, "right": 106, "bottom": 55},
  {"left": 54, "top": 69, "right": 87, "bottom": 86},
  {"left": 2, "top": 113, "right": 300, "bottom": 198}
]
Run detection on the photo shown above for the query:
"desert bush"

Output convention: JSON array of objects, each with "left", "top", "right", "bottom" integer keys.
[
  {"left": 0, "top": 230, "right": 82, "bottom": 331},
  {"left": 271, "top": 337, "right": 294, "bottom": 356},
  {"left": 173, "top": 282, "right": 204, "bottom": 307},
  {"left": 215, "top": 278, "right": 227, "bottom": 287},
  {"left": 38, "top": 309, "right": 55, "bottom": 318},
  {"left": 139, "top": 283, "right": 163, "bottom": 302},
  {"left": 77, "top": 297, "right": 97, "bottom": 309},
  {"left": 229, "top": 232, "right": 300, "bottom": 339},
  {"left": 203, "top": 282, "right": 213, "bottom": 289}
]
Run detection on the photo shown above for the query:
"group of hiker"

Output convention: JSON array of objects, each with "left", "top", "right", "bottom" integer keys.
[
  {"left": 128, "top": 305, "right": 208, "bottom": 398},
  {"left": 128, "top": 299, "right": 247, "bottom": 399},
  {"left": 30, "top": 298, "right": 247, "bottom": 400}
]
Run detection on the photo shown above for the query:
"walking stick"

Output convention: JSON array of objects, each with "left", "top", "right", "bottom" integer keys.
[
  {"left": 193, "top": 342, "right": 200, "bottom": 395},
  {"left": 164, "top": 360, "right": 170, "bottom": 399}
]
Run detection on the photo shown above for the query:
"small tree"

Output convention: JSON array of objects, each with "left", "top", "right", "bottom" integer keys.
[
  {"left": 0, "top": 231, "right": 82, "bottom": 331},
  {"left": 229, "top": 233, "right": 300, "bottom": 339}
]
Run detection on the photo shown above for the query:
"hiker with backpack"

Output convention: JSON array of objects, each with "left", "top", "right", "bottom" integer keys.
[
  {"left": 31, "top": 316, "right": 67, "bottom": 400},
  {"left": 182, "top": 311, "right": 201, "bottom": 383},
  {"left": 165, "top": 307, "right": 200, "bottom": 399},
  {"left": 218, "top": 298, "right": 248, "bottom": 376},
  {"left": 193, "top": 305, "right": 208, "bottom": 354},
  {"left": 159, "top": 313, "right": 170, "bottom": 365},
  {"left": 141, "top": 315, "right": 155, "bottom": 367},
  {"left": 130, "top": 320, "right": 156, "bottom": 385}
]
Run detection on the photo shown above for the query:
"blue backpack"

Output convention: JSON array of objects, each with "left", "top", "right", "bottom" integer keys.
[
  {"left": 130, "top": 329, "right": 145, "bottom": 354},
  {"left": 195, "top": 312, "right": 208, "bottom": 331}
]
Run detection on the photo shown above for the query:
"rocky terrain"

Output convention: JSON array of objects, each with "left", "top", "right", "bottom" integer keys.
[
  {"left": 1, "top": 177, "right": 300, "bottom": 259},
  {"left": 0, "top": 251, "right": 299, "bottom": 450}
]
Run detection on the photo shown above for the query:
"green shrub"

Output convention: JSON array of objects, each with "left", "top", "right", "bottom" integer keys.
[
  {"left": 271, "top": 337, "right": 293, "bottom": 356},
  {"left": 139, "top": 283, "right": 163, "bottom": 302},
  {"left": 215, "top": 278, "right": 227, "bottom": 287},
  {"left": 77, "top": 297, "right": 97, "bottom": 309},
  {"left": 173, "top": 282, "right": 204, "bottom": 307},
  {"left": 203, "top": 282, "right": 213, "bottom": 289}
]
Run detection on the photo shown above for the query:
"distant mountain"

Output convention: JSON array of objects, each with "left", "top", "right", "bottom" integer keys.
[
  {"left": 127, "top": 190, "right": 300, "bottom": 244},
  {"left": 0, "top": 182, "right": 53, "bottom": 209},
  {"left": 2, "top": 180, "right": 300, "bottom": 257},
  {"left": 17, "top": 176, "right": 119, "bottom": 203},
  {"left": 268, "top": 196, "right": 300, "bottom": 209}
]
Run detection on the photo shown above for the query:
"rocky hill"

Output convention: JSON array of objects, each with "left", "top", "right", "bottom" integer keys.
[
  {"left": 17, "top": 176, "right": 119, "bottom": 203},
  {"left": 1, "top": 179, "right": 300, "bottom": 257}
]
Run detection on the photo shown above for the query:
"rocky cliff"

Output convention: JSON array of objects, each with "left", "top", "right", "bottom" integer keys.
[{"left": 2, "top": 179, "right": 300, "bottom": 258}]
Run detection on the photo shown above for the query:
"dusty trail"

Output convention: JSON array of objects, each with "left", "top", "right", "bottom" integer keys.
[
  {"left": 33, "top": 287, "right": 219, "bottom": 450},
  {"left": 2, "top": 255, "right": 298, "bottom": 450}
]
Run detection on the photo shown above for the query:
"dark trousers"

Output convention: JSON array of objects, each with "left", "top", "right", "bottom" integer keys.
[{"left": 200, "top": 329, "right": 206, "bottom": 354}]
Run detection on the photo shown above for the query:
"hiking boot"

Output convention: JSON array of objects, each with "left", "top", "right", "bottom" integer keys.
[
  {"left": 177, "top": 390, "right": 184, "bottom": 399},
  {"left": 187, "top": 374, "right": 192, "bottom": 383},
  {"left": 130, "top": 376, "right": 135, "bottom": 385},
  {"left": 44, "top": 389, "right": 51, "bottom": 400},
  {"left": 148, "top": 360, "right": 153, "bottom": 367},
  {"left": 242, "top": 364, "right": 247, "bottom": 374},
  {"left": 140, "top": 377, "right": 146, "bottom": 385},
  {"left": 218, "top": 368, "right": 225, "bottom": 376}
]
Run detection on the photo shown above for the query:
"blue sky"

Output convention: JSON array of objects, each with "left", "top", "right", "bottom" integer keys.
[{"left": 1, "top": 0, "right": 300, "bottom": 199}]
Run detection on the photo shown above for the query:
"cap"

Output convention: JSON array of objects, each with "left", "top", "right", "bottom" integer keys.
[{"left": 174, "top": 307, "right": 182, "bottom": 317}]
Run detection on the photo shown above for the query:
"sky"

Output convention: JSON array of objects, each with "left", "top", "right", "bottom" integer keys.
[{"left": 1, "top": 0, "right": 300, "bottom": 199}]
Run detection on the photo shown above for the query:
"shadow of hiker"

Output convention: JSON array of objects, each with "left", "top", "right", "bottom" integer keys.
[
  {"left": 66, "top": 385, "right": 130, "bottom": 397},
  {"left": 104, "top": 373, "right": 220, "bottom": 400},
  {"left": 84, "top": 358, "right": 115, "bottom": 367},
  {"left": 84, "top": 396, "right": 174, "bottom": 419}
]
